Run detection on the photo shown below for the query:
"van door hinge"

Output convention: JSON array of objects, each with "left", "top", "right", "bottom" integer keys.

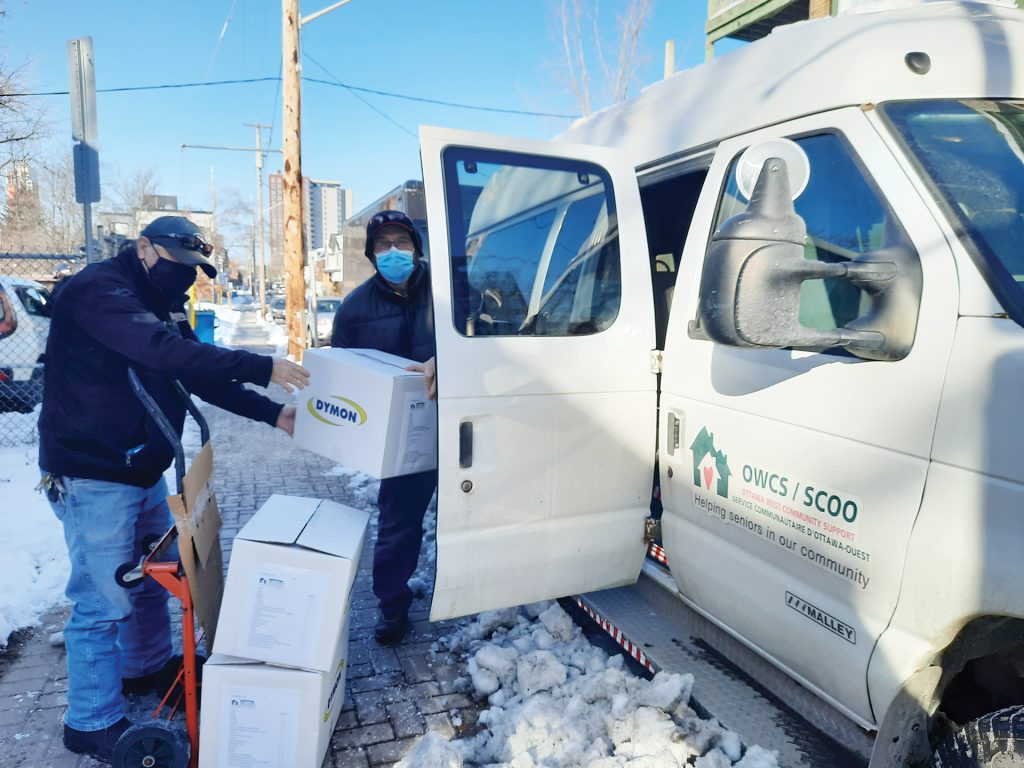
[
  {"left": 644, "top": 517, "right": 662, "bottom": 544},
  {"left": 650, "top": 349, "right": 664, "bottom": 374}
]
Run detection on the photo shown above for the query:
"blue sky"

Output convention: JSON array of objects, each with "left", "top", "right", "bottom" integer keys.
[{"left": 2, "top": 1, "right": 712, "bottom": 238}]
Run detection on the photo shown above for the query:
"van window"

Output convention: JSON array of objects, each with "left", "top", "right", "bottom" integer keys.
[
  {"left": 442, "top": 147, "right": 621, "bottom": 337},
  {"left": 714, "top": 133, "right": 914, "bottom": 333},
  {"left": 881, "top": 99, "right": 1024, "bottom": 326},
  {"left": 0, "top": 286, "right": 17, "bottom": 340}
]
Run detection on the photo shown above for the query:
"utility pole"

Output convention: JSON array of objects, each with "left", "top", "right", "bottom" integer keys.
[
  {"left": 282, "top": 0, "right": 357, "bottom": 359},
  {"left": 179, "top": 140, "right": 281, "bottom": 314},
  {"left": 282, "top": 0, "right": 306, "bottom": 358},
  {"left": 245, "top": 122, "right": 272, "bottom": 318}
]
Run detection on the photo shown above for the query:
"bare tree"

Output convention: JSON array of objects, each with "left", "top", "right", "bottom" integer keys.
[
  {"left": 36, "top": 152, "right": 83, "bottom": 253},
  {"left": 555, "top": 0, "right": 653, "bottom": 116},
  {"left": 0, "top": 59, "right": 48, "bottom": 174},
  {"left": 105, "top": 165, "right": 160, "bottom": 213}
]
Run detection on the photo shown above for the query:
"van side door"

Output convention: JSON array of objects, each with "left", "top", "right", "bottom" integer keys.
[
  {"left": 420, "top": 127, "right": 657, "bottom": 621},
  {"left": 658, "top": 110, "right": 958, "bottom": 726}
]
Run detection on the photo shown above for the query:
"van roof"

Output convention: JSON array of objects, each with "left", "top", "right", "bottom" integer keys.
[{"left": 560, "top": 1, "right": 1024, "bottom": 166}]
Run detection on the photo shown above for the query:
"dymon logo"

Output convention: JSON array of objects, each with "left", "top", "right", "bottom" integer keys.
[
  {"left": 690, "top": 426, "right": 731, "bottom": 499},
  {"left": 308, "top": 396, "right": 366, "bottom": 426}
]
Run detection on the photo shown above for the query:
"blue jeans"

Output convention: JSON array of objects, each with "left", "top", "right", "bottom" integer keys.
[
  {"left": 48, "top": 475, "right": 174, "bottom": 731},
  {"left": 373, "top": 469, "right": 438, "bottom": 617}
]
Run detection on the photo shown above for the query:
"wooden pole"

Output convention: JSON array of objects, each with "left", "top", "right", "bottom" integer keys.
[{"left": 282, "top": 0, "right": 307, "bottom": 358}]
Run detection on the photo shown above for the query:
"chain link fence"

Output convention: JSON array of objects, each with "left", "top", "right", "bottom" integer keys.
[{"left": 0, "top": 254, "right": 82, "bottom": 446}]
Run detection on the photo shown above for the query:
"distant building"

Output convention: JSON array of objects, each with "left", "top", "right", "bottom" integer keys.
[
  {"left": 706, "top": 0, "right": 838, "bottom": 58},
  {"left": 96, "top": 196, "right": 218, "bottom": 267},
  {"left": 268, "top": 173, "right": 353, "bottom": 273}
]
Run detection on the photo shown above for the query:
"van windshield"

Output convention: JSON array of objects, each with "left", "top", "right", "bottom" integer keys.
[{"left": 882, "top": 99, "right": 1024, "bottom": 321}]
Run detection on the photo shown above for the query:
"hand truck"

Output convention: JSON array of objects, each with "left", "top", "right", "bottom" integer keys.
[{"left": 109, "top": 369, "right": 214, "bottom": 768}]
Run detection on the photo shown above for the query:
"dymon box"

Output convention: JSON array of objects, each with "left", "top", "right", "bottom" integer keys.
[
  {"left": 213, "top": 495, "right": 368, "bottom": 672},
  {"left": 295, "top": 347, "right": 437, "bottom": 478}
]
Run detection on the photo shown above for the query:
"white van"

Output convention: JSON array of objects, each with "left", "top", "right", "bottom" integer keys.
[
  {"left": 0, "top": 275, "right": 51, "bottom": 413},
  {"left": 416, "top": 2, "right": 1024, "bottom": 764}
]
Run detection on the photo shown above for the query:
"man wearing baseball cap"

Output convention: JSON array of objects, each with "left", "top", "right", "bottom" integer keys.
[
  {"left": 38, "top": 215, "right": 309, "bottom": 763},
  {"left": 331, "top": 210, "right": 436, "bottom": 645}
]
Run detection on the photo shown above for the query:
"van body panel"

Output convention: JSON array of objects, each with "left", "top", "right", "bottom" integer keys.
[
  {"left": 656, "top": 111, "right": 958, "bottom": 723},
  {"left": 420, "top": 126, "right": 656, "bottom": 621},
  {"left": 870, "top": 456, "right": 1024, "bottom": 720}
]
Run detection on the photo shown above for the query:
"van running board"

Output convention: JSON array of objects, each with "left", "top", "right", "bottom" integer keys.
[{"left": 570, "top": 557, "right": 872, "bottom": 768}]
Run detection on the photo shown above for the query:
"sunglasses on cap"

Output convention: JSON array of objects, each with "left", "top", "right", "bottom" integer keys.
[
  {"left": 370, "top": 211, "right": 411, "bottom": 227},
  {"left": 149, "top": 233, "right": 214, "bottom": 257}
]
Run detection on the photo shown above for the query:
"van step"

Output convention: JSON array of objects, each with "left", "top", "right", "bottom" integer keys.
[{"left": 576, "top": 566, "right": 873, "bottom": 767}]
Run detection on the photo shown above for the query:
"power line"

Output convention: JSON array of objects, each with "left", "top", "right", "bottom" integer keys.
[{"left": 8, "top": 76, "right": 580, "bottom": 119}]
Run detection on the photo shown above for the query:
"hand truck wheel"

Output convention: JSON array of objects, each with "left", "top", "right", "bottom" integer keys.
[
  {"left": 111, "top": 720, "right": 190, "bottom": 768},
  {"left": 114, "top": 561, "right": 145, "bottom": 589}
]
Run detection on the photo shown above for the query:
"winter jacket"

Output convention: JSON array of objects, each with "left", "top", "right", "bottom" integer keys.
[
  {"left": 39, "top": 247, "right": 283, "bottom": 488},
  {"left": 330, "top": 263, "right": 435, "bottom": 363}
]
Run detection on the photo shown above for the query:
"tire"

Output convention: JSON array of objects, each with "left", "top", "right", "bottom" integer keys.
[
  {"left": 111, "top": 721, "right": 190, "bottom": 768},
  {"left": 933, "top": 705, "right": 1024, "bottom": 767}
]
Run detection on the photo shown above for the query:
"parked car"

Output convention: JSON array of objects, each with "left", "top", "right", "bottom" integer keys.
[
  {"left": 306, "top": 296, "right": 341, "bottom": 346},
  {"left": 270, "top": 296, "right": 287, "bottom": 323},
  {"left": 0, "top": 275, "right": 52, "bottom": 413}
]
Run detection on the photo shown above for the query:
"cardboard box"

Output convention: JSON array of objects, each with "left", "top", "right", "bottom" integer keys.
[
  {"left": 165, "top": 441, "right": 224, "bottom": 649},
  {"left": 294, "top": 347, "right": 437, "bottom": 478},
  {"left": 198, "top": 618, "right": 349, "bottom": 768},
  {"left": 213, "top": 495, "right": 368, "bottom": 672}
]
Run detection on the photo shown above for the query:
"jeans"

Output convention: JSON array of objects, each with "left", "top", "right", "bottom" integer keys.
[
  {"left": 373, "top": 469, "right": 437, "bottom": 617},
  {"left": 48, "top": 475, "right": 174, "bottom": 731}
]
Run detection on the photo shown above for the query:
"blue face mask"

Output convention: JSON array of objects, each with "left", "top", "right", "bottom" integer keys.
[{"left": 376, "top": 247, "right": 415, "bottom": 285}]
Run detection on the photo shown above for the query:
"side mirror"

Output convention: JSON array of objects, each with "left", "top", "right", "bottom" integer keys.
[{"left": 698, "top": 150, "right": 921, "bottom": 362}]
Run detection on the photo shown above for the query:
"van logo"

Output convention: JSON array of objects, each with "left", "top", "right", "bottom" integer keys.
[
  {"left": 308, "top": 396, "right": 366, "bottom": 426},
  {"left": 690, "top": 426, "right": 731, "bottom": 499}
]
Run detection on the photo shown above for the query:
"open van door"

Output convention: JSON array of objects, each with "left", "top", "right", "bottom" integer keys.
[{"left": 420, "top": 126, "right": 657, "bottom": 621}]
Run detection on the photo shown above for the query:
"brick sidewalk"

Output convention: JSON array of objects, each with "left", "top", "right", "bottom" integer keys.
[{"left": 0, "top": 313, "right": 482, "bottom": 767}]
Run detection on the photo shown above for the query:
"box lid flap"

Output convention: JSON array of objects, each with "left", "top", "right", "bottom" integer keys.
[
  {"left": 206, "top": 653, "right": 264, "bottom": 668},
  {"left": 350, "top": 348, "right": 420, "bottom": 375},
  {"left": 237, "top": 494, "right": 319, "bottom": 545},
  {"left": 297, "top": 500, "right": 369, "bottom": 559}
]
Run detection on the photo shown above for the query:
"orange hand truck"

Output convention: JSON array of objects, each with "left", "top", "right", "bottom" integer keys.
[{"left": 108, "top": 369, "right": 213, "bottom": 768}]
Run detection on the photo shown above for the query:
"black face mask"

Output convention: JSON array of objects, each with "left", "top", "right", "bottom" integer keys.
[{"left": 148, "top": 258, "right": 197, "bottom": 299}]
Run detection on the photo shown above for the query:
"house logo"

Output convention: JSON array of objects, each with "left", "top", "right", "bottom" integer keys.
[
  {"left": 690, "top": 426, "right": 732, "bottom": 499},
  {"left": 307, "top": 395, "right": 367, "bottom": 427}
]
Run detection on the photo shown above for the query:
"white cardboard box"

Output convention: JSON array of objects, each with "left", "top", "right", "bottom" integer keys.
[
  {"left": 198, "top": 618, "right": 349, "bottom": 768},
  {"left": 294, "top": 347, "right": 437, "bottom": 479},
  {"left": 213, "top": 495, "right": 368, "bottom": 672}
]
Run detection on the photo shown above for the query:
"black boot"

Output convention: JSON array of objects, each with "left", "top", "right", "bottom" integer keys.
[
  {"left": 122, "top": 653, "right": 206, "bottom": 697},
  {"left": 63, "top": 717, "right": 133, "bottom": 764},
  {"left": 374, "top": 612, "right": 409, "bottom": 645}
]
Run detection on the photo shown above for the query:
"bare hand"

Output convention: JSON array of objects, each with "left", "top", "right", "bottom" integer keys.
[
  {"left": 276, "top": 404, "right": 297, "bottom": 436},
  {"left": 271, "top": 358, "right": 310, "bottom": 393},
  {"left": 405, "top": 356, "right": 436, "bottom": 400}
]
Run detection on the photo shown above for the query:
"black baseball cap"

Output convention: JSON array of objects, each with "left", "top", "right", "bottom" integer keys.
[
  {"left": 364, "top": 210, "right": 422, "bottom": 260},
  {"left": 141, "top": 216, "right": 217, "bottom": 278}
]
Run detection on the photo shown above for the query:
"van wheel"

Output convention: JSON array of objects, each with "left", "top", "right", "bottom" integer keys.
[{"left": 933, "top": 705, "right": 1024, "bottom": 767}]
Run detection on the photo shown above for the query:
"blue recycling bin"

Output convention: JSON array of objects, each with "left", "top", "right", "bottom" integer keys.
[{"left": 194, "top": 310, "right": 216, "bottom": 345}]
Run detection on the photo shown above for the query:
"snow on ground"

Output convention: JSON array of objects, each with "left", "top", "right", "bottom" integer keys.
[
  {"left": 0, "top": 438, "right": 69, "bottom": 647},
  {"left": 402, "top": 603, "right": 779, "bottom": 768}
]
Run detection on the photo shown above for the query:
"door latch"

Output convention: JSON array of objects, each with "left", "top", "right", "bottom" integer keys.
[{"left": 667, "top": 412, "right": 681, "bottom": 455}]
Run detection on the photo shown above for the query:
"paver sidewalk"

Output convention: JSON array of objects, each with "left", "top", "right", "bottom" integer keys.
[{"left": 0, "top": 312, "right": 481, "bottom": 767}]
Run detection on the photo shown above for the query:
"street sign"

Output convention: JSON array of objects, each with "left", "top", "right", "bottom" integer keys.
[
  {"left": 67, "top": 37, "right": 97, "bottom": 145},
  {"left": 72, "top": 142, "right": 100, "bottom": 205}
]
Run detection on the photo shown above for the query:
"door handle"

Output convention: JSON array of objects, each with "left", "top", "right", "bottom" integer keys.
[
  {"left": 459, "top": 421, "right": 473, "bottom": 468},
  {"left": 667, "top": 412, "right": 681, "bottom": 455}
]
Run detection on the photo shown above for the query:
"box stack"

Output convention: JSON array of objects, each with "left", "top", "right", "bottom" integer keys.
[{"left": 199, "top": 495, "right": 369, "bottom": 768}]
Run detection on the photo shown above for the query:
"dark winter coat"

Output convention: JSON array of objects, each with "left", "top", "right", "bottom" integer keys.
[
  {"left": 330, "top": 263, "right": 435, "bottom": 362},
  {"left": 39, "top": 246, "right": 283, "bottom": 488}
]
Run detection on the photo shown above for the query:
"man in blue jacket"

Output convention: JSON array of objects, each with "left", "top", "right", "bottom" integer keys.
[
  {"left": 332, "top": 210, "right": 436, "bottom": 645},
  {"left": 38, "top": 215, "right": 309, "bottom": 763}
]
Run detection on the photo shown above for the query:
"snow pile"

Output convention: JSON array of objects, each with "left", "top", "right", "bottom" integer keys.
[
  {"left": 398, "top": 603, "right": 779, "bottom": 768},
  {"left": 0, "top": 444, "right": 69, "bottom": 646}
]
